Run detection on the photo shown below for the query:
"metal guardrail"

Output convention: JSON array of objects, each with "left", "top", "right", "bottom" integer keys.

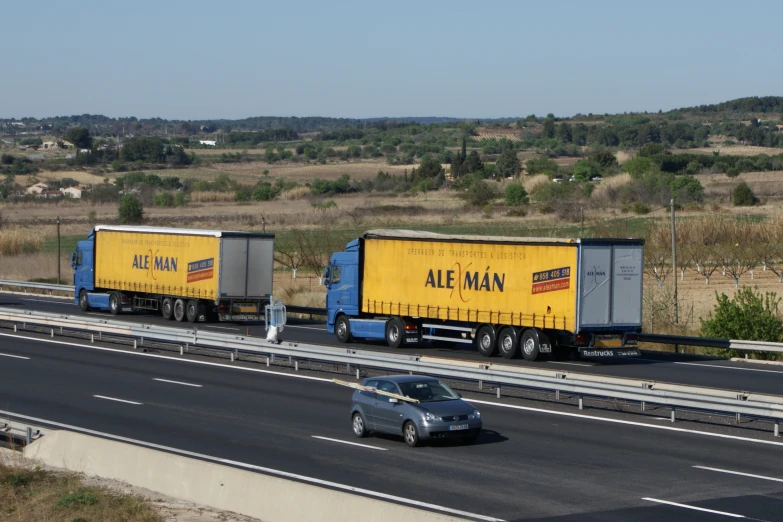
[
  {"left": 0, "top": 307, "right": 781, "bottom": 437},
  {"left": 0, "top": 418, "right": 45, "bottom": 448},
  {"left": 1, "top": 279, "right": 780, "bottom": 354}
]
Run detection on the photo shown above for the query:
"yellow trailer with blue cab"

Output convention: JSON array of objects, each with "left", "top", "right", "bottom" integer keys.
[{"left": 323, "top": 229, "right": 643, "bottom": 360}]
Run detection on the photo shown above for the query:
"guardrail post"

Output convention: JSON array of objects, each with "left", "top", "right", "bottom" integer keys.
[
  {"left": 478, "top": 380, "right": 483, "bottom": 390},
  {"left": 91, "top": 334, "right": 94, "bottom": 343},
  {"left": 496, "top": 386, "right": 501, "bottom": 399},
  {"left": 13, "top": 324, "right": 16, "bottom": 332},
  {"left": 133, "top": 339, "right": 137, "bottom": 350},
  {"left": 556, "top": 390, "right": 560, "bottom": 401},
  {"left": 775, "top": 422, "right": 780, "bottom": 438},
  {"left": 346, "top": 364, "right": 351, "bottom": 374},
  {"left": 356, "top": 368, "right": 360, "bottom": 379},
  {"left": 578, "top": 397, "right": 583, "bottom": 410},
  {"left": 140, "top": 337, "right": 144, "bottom": 346},
  {"left": 231, "top": 352, "right": 234, "bottom": 362},
  {"left": 234, "top": 349, "right": 238, "bottom": 361},
  {"left": 60, "top": 326, "right": 63, "bottom": 334},
  {"left": 641, "top": 401, "right": 646, "bottom": 412},
  {"left": 185, "top": 343, "right": 189, "bottom": 353},
  {"left": 99, "top": 332, "right": 102, "bottom": 341},
  {"left": 50, "top": 328, "right": 54, "bottom": 338},
  {"left": 179, "top": 346, "right": 183, "bottom": 355},
  {"left": 671, "top": 408, "right": 676, "bottom": 423},
  {"left": 674, "top": 344, "right": 679, "bottom": 354},
  {"left": 736, "top": 413, "right": 741, "bottom": 423},
  {"left": 26, "top": 427, "right": 32, "bottom": 445},
  {"left": 295, "top": 360, "right": 299, "bottom": 371},
  {"left": 266, "top": 356, "right": 270, "bottom": 367}
]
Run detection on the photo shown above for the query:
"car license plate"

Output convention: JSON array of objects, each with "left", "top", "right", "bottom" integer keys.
[{"left": 449, "top": 424, "right": 469, "bottom": 431}]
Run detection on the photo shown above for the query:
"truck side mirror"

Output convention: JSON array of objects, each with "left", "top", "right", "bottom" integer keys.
[
  {"left": 70, "top": 251, "right": 77, "bottom": 268},
  {"left": 322, "top": 266, "right": 330, "bottom": 286}
]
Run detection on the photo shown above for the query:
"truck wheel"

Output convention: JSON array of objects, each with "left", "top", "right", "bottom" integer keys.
[
  {"left": 521, "top": 329, "right": 541, "bottom": 361},
  {"left": 78, "top": 290, "right": 90, "bottom": 312},
  {"left": 186, "top": 300, "right": 200, "bottom": 323},
  {"left": 173, "top": 299, "right": 186, "bottom": 322},
  {"left": 109, "top": 292, "right": 121, "bottom": 316},
  {"left": 335, "top": 315, "right": 352, "bottom": 343},
  {"left": 161, "top": 298, "right": 173, "bottom": 320},
  {"left": 475, "top": 325, "right": 497, "bottom": 357},
  {"left": 386, "top": 317, "right": 404, "bottom": 349},
  {"left": 497, "top": 327, "right": 519, "bottom": 359}
]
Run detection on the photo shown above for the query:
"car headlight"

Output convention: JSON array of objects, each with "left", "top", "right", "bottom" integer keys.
[
  {"left": 424, "top": 412, "right": 441, "bottom": 422},
  {"left": 468, "top": 409, "right": 481, "bottom": 420}
]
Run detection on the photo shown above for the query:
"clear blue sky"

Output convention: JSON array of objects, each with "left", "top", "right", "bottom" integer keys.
[{"left": 4, "top": 0, "right": 781, "bottom": 120}]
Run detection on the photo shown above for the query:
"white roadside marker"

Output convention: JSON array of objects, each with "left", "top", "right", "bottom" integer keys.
[
  {"left": 153, "top": 378, "right": 202, "bottom": 388},
  {"left": 311, "top": 435, "right": 387, "bottom": 451},
  {"left": 642, "top": 497, "right": 745, "bottom": 518},
  {"left": 93, "top": 395, "right": 142, "bottom": 405}
]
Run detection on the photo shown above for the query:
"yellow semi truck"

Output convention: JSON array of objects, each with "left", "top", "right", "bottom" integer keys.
[
  {"left": 72, "top": 226, "right": 275, "bottom": 322},
  {"left": 324, "top": 230, "right": 644, "bottom": 360}
]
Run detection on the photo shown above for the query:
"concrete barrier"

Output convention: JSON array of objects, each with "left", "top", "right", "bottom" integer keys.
[{"left": 24, "top": 431, "right": 470, "bottom": 522}]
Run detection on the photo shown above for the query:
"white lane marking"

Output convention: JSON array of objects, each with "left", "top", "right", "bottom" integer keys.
[
  {"left": 674, "top": 361, "right": 783, "bottom": 375},
  {"left": 286, "top": 325, "right": 327, "bottom": 331},
  {"left": 201, "top": 326, "right": 236, "bottom": 331},
  {"left": 547, "top": 361, "right": 595, "bottom": 367},
  {"left": 21, "top": 298, "right": 76, "bottom": 305},
  {"left": 0, "top": 332, "right": 332, "bottom": 383},
  {"left": 153, "top": 378, "right": 202, "bottom": 388},
  {"left": 642, "top": 497, "right": 745, "bottom": 518},
  {"left": 0, "top": 409, "right": 504, "bottom": 522},
  {"left": 7, "top": 332, "right": 783, "bottom": 449},
  {"left": 93, "top": 395, "right": 143, "bottom": 405},
  {"left": 464, "top": 399, "right": 783, "bottom": 447},
  {"left": 311, "top": 436, "right": 387, "bottom": 451},
  {"left": 694, "top": 465, "right": 783, "bottom": 483},
  {"left": 0, "top": 352, "right": 30, "bottom": 360}
]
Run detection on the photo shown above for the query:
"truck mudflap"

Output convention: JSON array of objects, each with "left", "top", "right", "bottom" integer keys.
[{"left": 579, "top": 347, "right": 641, "bottom": 358}]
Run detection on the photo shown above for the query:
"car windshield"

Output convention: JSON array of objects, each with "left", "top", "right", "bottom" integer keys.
[{"left": 398, "top": 380, "right": 460, "bottom": 402}]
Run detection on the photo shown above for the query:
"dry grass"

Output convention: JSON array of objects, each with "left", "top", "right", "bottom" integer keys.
[
  {"left": 282, "top": 186, "right": 311, "bottom": 200},
  {"left": 592, "top": 173, "right": 632, "bottom": 203},
  {"left": 34, "top": 170, "right": 109, "bottom": 186},
  {"left": 688, "top": 145, "right": 783, "bottom": 157},
  {"left": 474, "top": 128, "right": 522, "bottom": 141},
  {"left": 0, "top": 253, "right": 70, "bottom": 281},
  {"left": 0, "top": 231, "right": 42, "bottom": 256},
  {"left": 188, "top": 191, "right": 237, "bottom": 203},
  {"left": 522, "top": 174, "right": 551, "bottom": 193},
  {"left": 0, "top": 458, "right": 162, "bottom": 522}
]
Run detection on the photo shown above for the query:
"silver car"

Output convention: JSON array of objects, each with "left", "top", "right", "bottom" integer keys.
[{"left": 350, "top": 375, "right": 482, "bottom": 447}]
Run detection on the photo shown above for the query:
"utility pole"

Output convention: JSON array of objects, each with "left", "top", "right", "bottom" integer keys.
[
  {"left": 56, "top": 216, "right": 61, "bottom": 285},
  {"left": 580, "top": 206, "right": 584, "bottom": 236},
  {"left": 670, "top": 199, "right": 678, "bottom": 325}
]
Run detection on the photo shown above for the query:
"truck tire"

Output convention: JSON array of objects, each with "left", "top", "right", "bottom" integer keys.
[
  {"left": 161, "top": 297, "right": 173, "bottom": 320},
  {"left": 497, "top": 326, "right": 519, "bottom": 359},
  {"left": 109, "top": 292, "right": 121, "bottom": 316},
  {"left": 520, "top": 329, "right": 540, "bottom": 361},
  {"left": 475, "top": 325, "right": 497, "bottom": 357},
  {"left": 186, "top": 300, "right": 200, "bottom": 323},
  {"left": 173, "top": 298, "right": 186, "bottom": 322},
  {"left": 335, "top": 315, "right": 352, "bottom": 343},
  {"left": 386, "top": 317, "right": 404, "bottom": 349},
  {"left": 78, "top": 290, "right": 90, "bottom": 312}
]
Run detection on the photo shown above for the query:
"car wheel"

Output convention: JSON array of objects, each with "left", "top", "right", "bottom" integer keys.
[
  {"left": 161, "top": 297, "right": 173, "bottom": 320},
  {"left": 186, "top": 299, "right": 200, "bottom": 323},
  {"left": 386, "top": 317, "right": 404, "bottom": 349},
  {"left": 352, "top": 412, "right": 367, "bottom": 438},
  {"left": 521, "top": 329, "right": 540, "bottom": 361},
  {"left": 497, "top": 326, "right": 519, "bottom": 359},
  {"left": 475, "top": 325, "right": 497, "bottom": 357},
  {"left": 335, "top": 315, "right": 352, "bottom": 343},
  {"left": 78, "top": 290, "right": 90, "bottom": 312},
  {"left": 173, "top": 298, "right": 186, "bottom": 322},
  {"left": 109, "top": 292, "right": 120, "bottom": 316},
  {"left": 403, "top": 421, "right": 420, "bottom": 447}
]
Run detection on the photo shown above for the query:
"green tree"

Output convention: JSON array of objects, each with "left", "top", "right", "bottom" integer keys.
[
  {"left": 638, "top": 143, "right": 666, "bottom": 157},
  {"left": 700, "top": 287, "right": 783, "bottom": 345},
  {"left": 589, "top": 151, "right": 617, "bottom": 168},
  {"left": 464, "top": 180, "right": 498, "bottom": 207},
  {"left": 671, "top": 175, "right": 704, "bottom": 203},
  {"left": 173, "top": 191, "right": 188, "bottom": 207},
  {"left": 572, "top": 159, "right": 601, "bottom": 182},
  {"left": 504, "top": 183, "right": 528, "bottom": 206},
  {"left": 153, "top": 192, "right": 174, "bottom": 207},
  {"left": 64, "top": 127, "right": 93, "bottom": 149},
  {"left": 118, "top": 195, "right": 144, "bottom": 224},
  {"left": 732, "top": 182, "right": 757, "bottom": 206},
  {"left": 494, "top": 143, "right": 521, "bottom": 178},
  {"left": 525, "top": 157, "right": 558, "bottom": 176},
  {"left": 622, "top": 156, "right": 656, "bottom": 178}
]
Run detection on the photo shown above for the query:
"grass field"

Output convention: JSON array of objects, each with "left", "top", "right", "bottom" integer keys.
[{"left": 688, "top": 145, "right": 783, "bottom": 156}]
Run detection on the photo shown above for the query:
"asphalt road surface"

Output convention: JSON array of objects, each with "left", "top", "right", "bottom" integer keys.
[{"left": 2, "top": 333, "right": 783, "bottom": 521}]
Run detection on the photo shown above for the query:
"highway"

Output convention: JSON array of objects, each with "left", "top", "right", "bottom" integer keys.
[
  {"left": 3, "top": 333, "right": 783, "bottom": 521},
  {"left": 4, "top": 293, "right": 783, "bottom": 397}
]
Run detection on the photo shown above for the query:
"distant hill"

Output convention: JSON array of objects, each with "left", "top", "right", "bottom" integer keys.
[{"left": 677, "top": 96, "right": 783, "bottom": 115}]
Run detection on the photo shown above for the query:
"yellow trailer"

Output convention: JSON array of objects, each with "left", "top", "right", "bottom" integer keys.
[
  {"left": 324, "top": 230, "right": 644, "bottom": 361},
  {"left": 72, "top": 226, "right": 275, "bottom": 323}
]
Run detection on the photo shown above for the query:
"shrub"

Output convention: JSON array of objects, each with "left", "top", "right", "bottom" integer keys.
[
  {"left": 463, "top": 180, "right": 498, "bottom": 208},
  {"left": 153, "top": 192, "right": 174, "bottom": 207},
  {"left": 57, "top": 491, "right": 98, "bottom": 507},
  {"left": 118, "top": 195, "right": 144, "bottom": 224},
  {"left": 726, "top": 167, "right": 741, "bottom": 178},
  {"left": 631, "top": 201, "right": 650, "bottom": 214},
  {"left": 732, "top": 182, "right": 757, "bottom": 206},
  {"left": 700, "top": 287, "right": 783, "bottom": 346},
  {"left": 504, "top": 183, "right": 528, "bottom": 206},
  {"left": 235, "top": 188, "right": 252, "bottom": 202},
  {"left": 174, "top": 191, "right": 188, "bottom": 207}
]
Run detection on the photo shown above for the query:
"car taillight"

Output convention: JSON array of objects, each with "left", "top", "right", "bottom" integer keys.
[{"left": 575, "top": 332, "right": 590, "bottom": 346}]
